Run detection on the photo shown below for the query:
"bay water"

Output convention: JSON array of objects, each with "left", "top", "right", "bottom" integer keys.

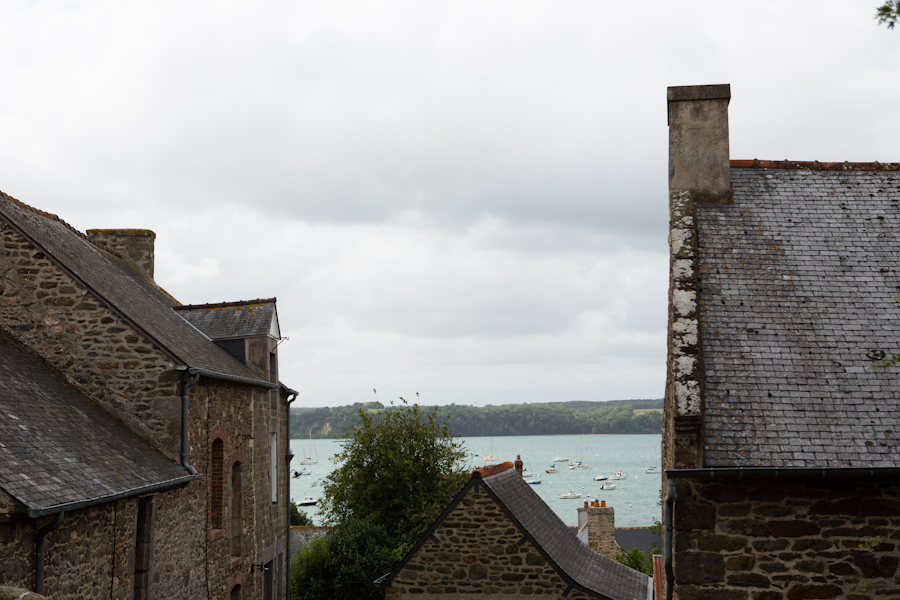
[{"left": 289, "top": 434, "right": 662, "bottom": 527}]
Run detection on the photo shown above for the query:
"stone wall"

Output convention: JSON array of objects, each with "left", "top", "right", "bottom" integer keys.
[
  {"left": 0, "top": 223, "right": 288, "bottom": 599},
  {"left": 385, "top": 490, "right": 593, "bottom": 599},
  {"left": 672, "top": 477, "right": 900, "bottom": 600},
  {"left": 0, "top": 226, "right": 181, "bottom": 460}
]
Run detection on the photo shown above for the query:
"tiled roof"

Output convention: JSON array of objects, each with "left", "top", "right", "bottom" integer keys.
[
  {"left": 615, "top": 527, "right": 660, "bottom": 561},
  {"left": 0, "top": 191, "right": 270, "bottom": 386},
  {"left": 479, "top": 466, "right": 651, "bottom": 600},
  {"left": 697, "top": 165, "right": 900, "bottom": 467},
  {"left": 380, "top": 463, "right": 652, "bottom": 600},
  {"left": 0, "top": 333, "right": 196, "bottom": 516},
  {"left": 175, "top": 299, "right": 279, "bottom": 340}
]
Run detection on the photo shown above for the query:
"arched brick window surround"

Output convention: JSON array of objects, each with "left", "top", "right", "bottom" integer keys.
[
  {"left": 228, "top": 572, "right": 244, "bottom": 596},
  {"left": 210, "top": 436, "right": 225, "bottom": 530}
]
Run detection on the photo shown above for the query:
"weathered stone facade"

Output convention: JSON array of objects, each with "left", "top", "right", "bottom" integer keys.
[
  {"left": 671, "top": 477, "right": 900, "bottom": 600},
  {"left": 0, "top": 195, "right": 290, "bottom": 599},
  {"left": 386, "top": 490, "right": 593, "bottom": 600}
]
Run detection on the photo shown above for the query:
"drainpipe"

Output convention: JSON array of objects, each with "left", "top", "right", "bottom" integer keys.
[
  {"left": 181, "top": 372, "right": 201, "bottom": 475},
  {"left": 664, "top": 480, "right": 675, "bottom": 600},
  {"left": 284, "top": 388, "right": 298, "bottom": 600},
  {"left": 35, "top": 511, "right": 65, "bottom": 595}
]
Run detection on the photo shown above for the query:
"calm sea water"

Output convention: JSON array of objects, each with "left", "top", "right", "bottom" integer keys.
[{"left": 289, "top": 434, "right": 662, "bottom": 527}]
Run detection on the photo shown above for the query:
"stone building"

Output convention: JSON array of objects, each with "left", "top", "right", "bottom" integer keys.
[
  {"left": 663, "top": 84, "right": 900, "bottom": 599},
  {"left": 0, "top": 190, "right": 295, "bottom": 599},
  {"left": 376, "top": 462, "right": 653, "bottom": 600}
]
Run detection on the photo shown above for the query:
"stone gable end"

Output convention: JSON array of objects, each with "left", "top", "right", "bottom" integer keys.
[
  {"left": 0, "top": 225, "right": 181, "bottom": 458},
  {"left": 386, "top": 489, "right": 593, "bottom": 599}
]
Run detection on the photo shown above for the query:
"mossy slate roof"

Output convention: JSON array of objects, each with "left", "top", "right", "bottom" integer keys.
[
  {"left": 697, "top": 167, "right": 900, "bottom": 467},
  {"left": 0, "top": 334, "right": 194, "bottom": 516},
  {"left": 379, "top": 463, "right": 652, "bottom": 600},
  {"left": 0, "top": 191, "right": 269, "bottom": 385},
  {"left": 175, "top": 299, "right": 279, "bottom": 340}
]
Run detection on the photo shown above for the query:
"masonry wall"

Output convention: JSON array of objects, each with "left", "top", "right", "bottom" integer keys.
[
  {"left": 0, "top": 224, "right": 287, "bottom": 599},
  {"left": 672, "top": 477, "right": 900, "bottom": 600},
  {"left": 385, "top": 489, "right": 593, "bottom": 600},
  {"left": 0, "top": 226, "right": 182, "bottom": 460}
]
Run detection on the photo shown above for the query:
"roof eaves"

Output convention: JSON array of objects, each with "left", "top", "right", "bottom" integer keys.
[
  {"left": 173, "top": 298, "right": 277, "bottom": 311},
  {"left": 25, "top": 472, "right": 201, "bottom": 518}
]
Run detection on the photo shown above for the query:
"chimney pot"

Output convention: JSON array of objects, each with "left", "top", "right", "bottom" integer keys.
[
  {"left": 584, "top": 501, "right": 589, "bottom": 508},
  {"left": 601, "top": 500, "right": 606, "bottom": 507},
  {"left": 514, "top": 455, "right": 524, "bottom": 476}
]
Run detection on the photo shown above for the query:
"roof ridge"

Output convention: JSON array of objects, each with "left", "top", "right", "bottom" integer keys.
[
  {"left": 731, "top": 159, "right": 900, "bottom": 171},
  {"left": 470, "top": 461, "right": 514, "bottom": 478},
  {"left": 0, "top": 189, "right": 117, "bottom": 254},
  {"left": 174, "top": 298, "right": 277, "bottom": 311}
]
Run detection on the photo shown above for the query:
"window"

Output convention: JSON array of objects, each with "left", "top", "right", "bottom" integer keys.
[
  {"left": 211, "top": 438, "right": 225, "bottom": 529},
  {"left": 230, "top": 462, "right": 242, "bottom": 557},
  {"left": 133, "top": 497, "right": 155, "bottom": 600},
  {"left": 269, "top": 433, "right": 278, "bottom": 503}
]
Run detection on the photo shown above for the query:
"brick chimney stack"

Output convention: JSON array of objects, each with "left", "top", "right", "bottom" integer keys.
[
  {"left": 587, "top": 501, "right": 622, "bottom": 560},
  {"left": 514, "top": 455, "right": 524, "bottom": 477},
  {"left": 667, "top": 84, "right": 732, "bottom": 205},
  {"left": 87, "top": 229, "right": 156, "bottom": 282}
]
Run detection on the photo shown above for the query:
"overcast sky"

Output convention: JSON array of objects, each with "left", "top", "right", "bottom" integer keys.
[{"left": 1, "top": 1, "right": 898, "bottom": 408}]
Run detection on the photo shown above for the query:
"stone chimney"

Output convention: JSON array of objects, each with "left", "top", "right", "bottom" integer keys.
[
  {"left": 667, "top": 84, "right": 732, "bottom": 204},
  {"left": 586, "top": 500, "right": 622, "bottom": 560},
  {"left": 87, "top": 229, "right": 156, "bottom": 281},
  {"left": 514, "top": 455, "right": 524, "bottom": 477}
]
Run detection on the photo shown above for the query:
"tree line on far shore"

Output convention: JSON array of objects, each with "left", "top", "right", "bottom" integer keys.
[{"left": 289, "top": 399, "right": 663, "bottom": 439}]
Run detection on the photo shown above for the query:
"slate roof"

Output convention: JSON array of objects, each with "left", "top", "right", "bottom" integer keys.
[
  {"left": 0, "top": 191, "right": 270, "bottom": 386},
  {"left": 0, "top": 333, "right": 196, "bottom": 517},
  {"left": 696, "top": 164, "right": 900, "bottom": 467},
  {"left": 378, "top": 463, "right": 652, "bottom": 600},
  {"left": 615, "top": 528, "right": 660, "bottom": 561},
  {"left": 175, "top": 299, "right": 279, "bottom": 340}
]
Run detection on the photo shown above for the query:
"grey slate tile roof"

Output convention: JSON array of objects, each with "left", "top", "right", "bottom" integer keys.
[
  {"left": 0, "top": 191, "right": 268, "bottom": 385},
  {"left": 0, "top": 333, "right": 195, "bottom": 516},
  {"left": 175, "top": 299, "right": 279, "bottom": 340},
  {"left": 379, "top": 463, "right": 652, "bottom": 600},
  {"left": 615, "top": 528, "right": 660, "bottom": 561},
  {"left": 696, "top": 167, "right": 900, "bottom": 467}
]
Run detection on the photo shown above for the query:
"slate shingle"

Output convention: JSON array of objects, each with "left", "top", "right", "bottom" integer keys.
[
  {"left": 0, "top": 333, "right": 194, "bottom": 515},
  {"left": 697, "top": 167, "right": 900, "bottom": 467}
]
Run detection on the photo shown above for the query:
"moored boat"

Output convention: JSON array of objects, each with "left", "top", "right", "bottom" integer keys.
[
  {"left": 610, "top": 470, "right": 627, "bottom": 480},
  {"left": 559, "top": 491, "right": 582, "bottom": 499},
  {"left": 600, "top": 484, "right": 617, "bottom": 490},
  {"left": 593, "top": 475, "right": 608, "bottom": 482},
  {"left": 546, "top": 465, "right": 558, "bottom": 474},
  {"left": 298, "top": 495, "right": 317, "bottom": 506},
  {"left": 646, "top": 467, "right": 661, "bottom": 474}
]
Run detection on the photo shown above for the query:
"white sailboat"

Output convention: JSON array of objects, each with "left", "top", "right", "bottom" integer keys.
[{"left": 299, "top": 428, "right": 318, "bottom": 465}]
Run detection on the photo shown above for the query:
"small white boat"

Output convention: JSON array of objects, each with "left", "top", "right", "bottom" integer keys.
[
  {"left": 298, "top": 495, "right": 317, "bottom": 506},
  {"left": 299, "top": 428, "right": 319, "bottom": 465},
  {"left": 546, "top": 465, "right": 558, "bottom": 474},
  {"left": 610, "top": 470, "right": 627, "bottom": 480},
  {"left": 646, "top": 467, "right": 661, "bottom": 474},
  {"left": 291, "top": 469, "right": 311, "bottom": 478},
  {"left": 569, "top": 461, "right": 589, "bottom": 470},
  {"left": 600, "top": 484, "right": 617, "bottom": 490},
  {"left": 553, "top": 455, "right": 570, "bottom": 462},
  {"left": 526, "top": 479, "right": 541, "bottom": 485},
  {"left": 593, "top": 475, "right": 608, "bottom": 482},
  {"left": 559, "top": 491, "right": 582, "bottom": 499}
]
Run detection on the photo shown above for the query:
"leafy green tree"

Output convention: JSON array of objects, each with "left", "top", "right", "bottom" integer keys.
[
  {"left": 616, "top": 547, "right": 654, "bottom": 575},
  {"left": 290, "top": 500, "right": 314, "bottom": 526},
  {"left": 319, "top": 399, "right": 469, "bottom": 544},
  {"left": 291, "top": 521, "right": 398, "bottom": 600},
  {"left": 876, "top": 1, "right": 900, "bottom": 28}
]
